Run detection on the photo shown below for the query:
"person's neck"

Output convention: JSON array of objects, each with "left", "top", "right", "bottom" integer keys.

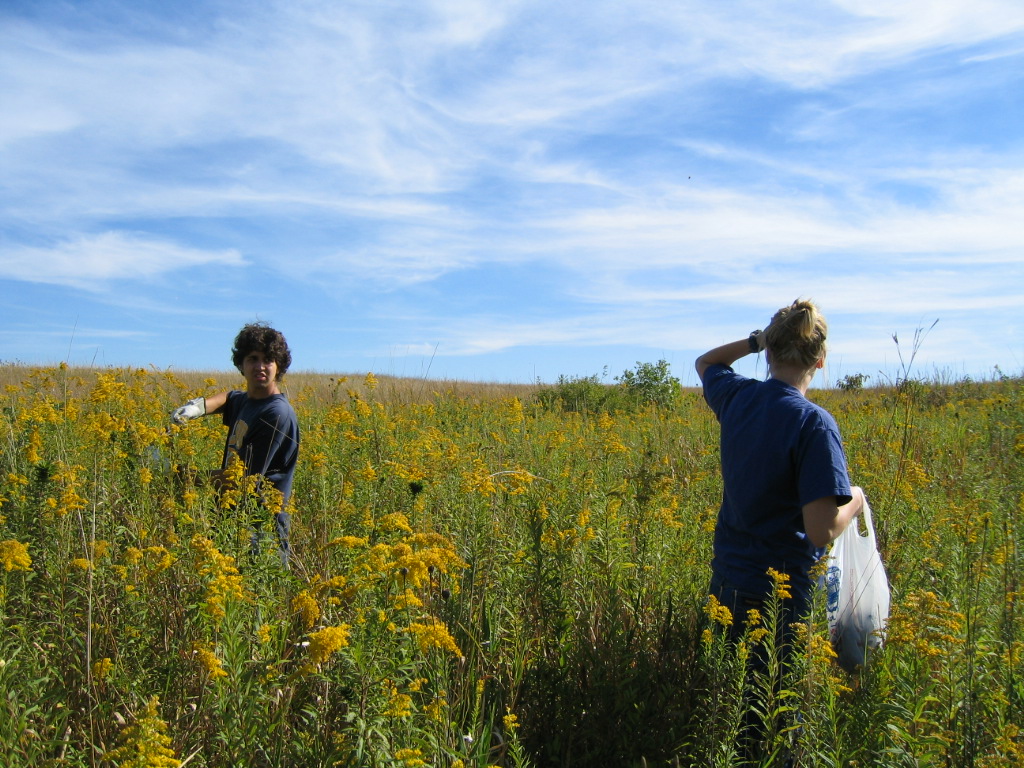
[
  {"left": 248, "top": 383, "right": 281, "bottom": 400},
  {"left": 769, "top": 364, "right": 816, "bottom": 396}
]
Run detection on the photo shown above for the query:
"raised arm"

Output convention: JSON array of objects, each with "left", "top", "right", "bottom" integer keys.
[{"left": 695, "top": 331, "right": 764, "bottom": 383}]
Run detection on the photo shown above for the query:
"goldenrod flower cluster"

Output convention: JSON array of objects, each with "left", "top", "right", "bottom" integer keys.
[
  {"left": 292, "top": 590, "right": 321, "bottom": 630},
  {"left": 92, "top": 657, "right": 114, "bottom": 682},
  {"left": 303, "top": 625, "right": 351, "bottom": 670},
  {"left": 767, "top": 567, "right": 792, "bottom": 600},
  {"left": 424, "top": 692, "right": 448, "bottom": 722},
  {"left": 190, "top": 535, "right": 248, "bottom": 625},
  {"left": 886, "top": 589, "right": 965, "bottom": 657},
  {"left": 704, "top": 593, "right": 733, "bottom": 628},
  {"left": 193, "top": 644, "right": 228, "bottom": 680},
  {"left": 103, "top": 695, "right": 181, "bottom": 768},
  {"left": 393, "top": 747, "right": 426, "bottom": 767},
  {"left": 407, "top": 618, "right": 462, "bottom": 657},
  {"left": 382, "top": 681, "right": 414, "bottom": 718},
  {"left": 0, "top": 539, "right": 32, "bottom": 572},
  {"left": 744, "top": 608, "right": 770, "bottom": 646}
]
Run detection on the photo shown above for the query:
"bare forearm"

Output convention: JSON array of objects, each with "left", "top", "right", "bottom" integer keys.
[
  {"left": 803, "top": 486, "right": 865, "bottom": 548},
  {"left": 695, "top": 338, "right": 754, "bottom": 382},
  {"left": 204, "top": 390, "right": 229, "bottom": 415}
]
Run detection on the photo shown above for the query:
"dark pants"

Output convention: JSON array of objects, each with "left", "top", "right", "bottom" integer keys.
[
  {"left": 708, "top": 571, "right": 808, "bottom": 763},
  {"left": 708, "top": 570, "right": 810, "bottom": 664},
  {"left": 250, "top": 510, "right": 291, "bottom": 567}
]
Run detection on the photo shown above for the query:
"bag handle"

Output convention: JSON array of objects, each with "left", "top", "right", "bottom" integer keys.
[{"left": 858, "top": 498, "right": 877, "bottom": 547}]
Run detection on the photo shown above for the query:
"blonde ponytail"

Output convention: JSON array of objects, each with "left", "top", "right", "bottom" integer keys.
[{"left": 764, "top": 299, "right": 828, "bottom": 368}]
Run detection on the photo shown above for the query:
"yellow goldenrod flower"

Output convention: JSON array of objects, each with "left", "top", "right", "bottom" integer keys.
[
  {"left": 193, "top": 645, "right": 228, "bottom": 680},
  {"left": 407, "top": 618, "right": 462, "bottom": 657},
  {"left": 190, "top": 535, "right": 248, "bottom": 625},
  {"left": 140, "top": 547, "right": 174, "bottom": 576},
  {"left": 123, "top": 547, "right": 143, "bottom": 566},
  {"left": 303, "top": 625, "right": 351, "bottom": 670},
  {"left": 25, "top": 428, "right": 43, "bottom": 464},
  {"left": 103, "top": 695, "right": 182, "bottom": 768},
  {"left": 292, "top": 590, "right": 321, "bottom": 630},
  {"left": 424, "top": 693, "right": 448, "bottom": 722},
  {"left": 257, "top": 624, "right": 275, "bottom": 644},
  {"left": 92, "top": 657, "right": 114, "bottom": 682},
  {"left": 382, "top": 686, "right": 413, "bottom": 718},
  {"left": 503, "top": 710, "right": 520, "bottom": 733},
  {"left": 767, "top": 568, "right": 792, "bottom": 600},
  {"left": 703, "top": 594, "right": 733, "bottom": 628},
  {"left": 886, "top": 589, "right": 965, "bottom": 657},
  {"left": 378, "top": 512, "right": 413, "bottom": 533},
  {"left": 747, "top": 628, "right": 770, "bottom": 645},
  {"left": 71, "top": 558, "right": 93, "bottom": 571},
  {"left": 394, "top": 748, "right": 425, "bottom": 767},
  {"left": 329, "top": 535, "right": 368, "bottom": 549},
  {"left": 392, "top": 588, "right": 423, "bottom": 610},
  {"left": 0, "top": 540, "right": 32, "bottom": 572}
]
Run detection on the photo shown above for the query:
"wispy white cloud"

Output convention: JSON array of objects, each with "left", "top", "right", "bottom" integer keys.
[
  {"left": 1, "top": 0, "right": 1022, "bottom": 378},
  {"left": 0, "top": 232, "right": 246, "bottom": 290}
]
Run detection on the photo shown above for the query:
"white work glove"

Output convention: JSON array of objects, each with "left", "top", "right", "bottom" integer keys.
[{"left": 171, "top": 397, "right": 206, "bottom": 425}]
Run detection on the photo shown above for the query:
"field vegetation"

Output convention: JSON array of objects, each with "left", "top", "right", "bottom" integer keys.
[{"left": 0, "top": 361, "right": 1021, "bottom": 767}]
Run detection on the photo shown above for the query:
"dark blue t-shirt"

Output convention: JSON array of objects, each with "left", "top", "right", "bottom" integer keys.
[
  {"left": 703, "top": 364, "right": 851, "bottom": 600},
  {"left": 221, "top": 391, "right": 300, "bottom": 504}
]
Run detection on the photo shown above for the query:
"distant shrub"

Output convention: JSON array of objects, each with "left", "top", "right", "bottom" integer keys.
[
  {"left": 536, "top": 372, "right": 615, "bottom": 413},
  {"left": 837, "top": 373, "right": 870, "bottom": 391},
  {"left": 615, "top": 359, "right": 681, "bottom": 409},
  {"left": 538, "top": 360, "right": 681, "bottom": 412}
]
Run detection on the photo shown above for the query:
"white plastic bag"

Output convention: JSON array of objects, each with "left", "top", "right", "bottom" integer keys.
[{"left": 824, "top": 500, "right": 891, "bottom": 672}]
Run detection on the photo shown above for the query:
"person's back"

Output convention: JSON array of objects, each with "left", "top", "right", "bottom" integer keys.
[
  {"left": 703, "top": 366, "right": 850, "bottom": 600},
  {"left": 695, "top": 298, "right": 864, "bottom": 620},
  {"left": 694, "top": 298, "right": 866, "bottom": 763}
]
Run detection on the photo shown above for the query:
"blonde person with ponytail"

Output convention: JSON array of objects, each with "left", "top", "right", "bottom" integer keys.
[{"left": 695, "top": 299, "right": 865, "bottom": 655}]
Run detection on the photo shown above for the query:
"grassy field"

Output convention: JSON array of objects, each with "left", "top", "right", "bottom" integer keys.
[{"left": 0, "top": 363, "right": 1021, "bottom": 767}]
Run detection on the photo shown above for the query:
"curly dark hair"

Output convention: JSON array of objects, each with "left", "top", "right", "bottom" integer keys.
[{"left": 231, "top": 322, "right": 292, "bottom": 380}]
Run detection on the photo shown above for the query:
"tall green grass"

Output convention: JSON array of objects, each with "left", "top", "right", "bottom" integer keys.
[{"left": 0, "top": 364, "right": 1021, "bottom": 767}]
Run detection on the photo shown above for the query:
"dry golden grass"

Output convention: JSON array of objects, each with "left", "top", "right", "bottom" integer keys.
[{"left": 0, "top": 364, "right": 541, "bottom": 406}]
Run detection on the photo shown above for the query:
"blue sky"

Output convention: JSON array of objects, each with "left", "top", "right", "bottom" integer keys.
[{"left": 2, "top": 0, "right": 1023, "bottom": 386}]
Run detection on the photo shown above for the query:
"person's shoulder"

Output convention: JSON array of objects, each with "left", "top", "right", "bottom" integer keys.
[
  {"left": 264, "top": 393, "right": 298, "bottom": 418},
  {"left": 704, "top": 363, "right": 745, "bottom": 387},
  {"left": 794, "top": 395, "right": 840, "bottom": 431},
  {"left": 224, "top": 389, "right": 247, "bottom": 409}
]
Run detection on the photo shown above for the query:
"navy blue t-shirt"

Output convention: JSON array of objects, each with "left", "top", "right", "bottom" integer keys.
[
  {"left": 702, "top": 364, "right": 851, "bottom": 601},
  {"left": 221, "top": 391, "right": 300, "bottom": 503}
]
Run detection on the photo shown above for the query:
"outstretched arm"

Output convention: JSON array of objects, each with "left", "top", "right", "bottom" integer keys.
[
  {"left": 170, "top": 390, "right": 230, "bottom": 425},
  {"left": 203, "top": 391, "right": 229, "bottom": 415}
]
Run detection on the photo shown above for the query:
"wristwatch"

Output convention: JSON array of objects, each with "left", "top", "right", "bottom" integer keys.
[{"left": 748, "top": 330, "right": 764, "bottom": 354}]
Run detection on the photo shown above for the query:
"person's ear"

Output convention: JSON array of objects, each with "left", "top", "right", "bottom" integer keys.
[{"left": 815, "top": 356, "right": 825, "bottom": 370}]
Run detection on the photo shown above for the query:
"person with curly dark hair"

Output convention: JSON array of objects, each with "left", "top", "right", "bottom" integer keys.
[{"left": 171, "top": 322, "right": 300, "bottom": 565}]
